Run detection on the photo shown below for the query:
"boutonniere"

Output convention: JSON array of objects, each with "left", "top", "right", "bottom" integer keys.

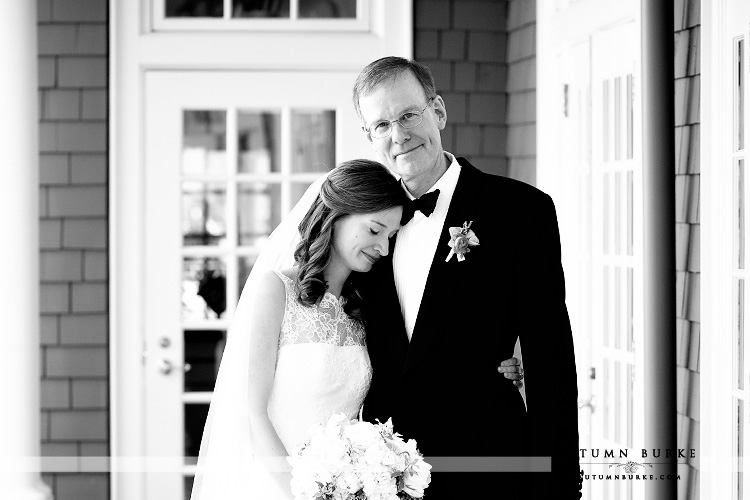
[{"left": 445, "top": 221, "right": 479, "bottom": 262}]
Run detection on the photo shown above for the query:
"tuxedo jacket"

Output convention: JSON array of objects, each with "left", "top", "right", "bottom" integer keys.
[{"left": 360, "top": 158, "right": 581, "bottom": 499}]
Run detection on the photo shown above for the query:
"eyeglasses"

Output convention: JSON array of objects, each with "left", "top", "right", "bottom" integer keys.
[{"left": 363, "top": 97, "right": 435, "bottom": 139}]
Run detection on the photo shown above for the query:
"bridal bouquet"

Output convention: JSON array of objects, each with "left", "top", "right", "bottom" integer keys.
[{"left": 287, "top": 413, "right": 431, "bottom": 500}]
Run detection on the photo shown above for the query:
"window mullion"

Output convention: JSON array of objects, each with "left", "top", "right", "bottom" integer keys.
[{"left": 281, "top": 107, "right": 293, "bottom": 214}]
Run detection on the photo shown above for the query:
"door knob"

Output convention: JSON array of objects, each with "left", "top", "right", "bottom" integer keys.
[
  {"left": 577, "top": 397, "right": 595, "bottom": 413},
  {"left": 158, "top": 360, "right": 191, "bottom": 375}
]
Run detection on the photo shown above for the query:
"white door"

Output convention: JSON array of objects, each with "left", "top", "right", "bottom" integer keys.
[
  {"left": 143, "top": 70, "right": 372, "bottom": 499},
  {"left": 538, "top": 3, "right": 643, "bottom": 499},
  {"left": 703, "top": 0, "right": 750, "bottom": 498},
  {"left": 729, "top": 5, "right": 750, "bottom": 499},
  {"left": 589, "top": 21, "right": 644, "bottom": 500}
]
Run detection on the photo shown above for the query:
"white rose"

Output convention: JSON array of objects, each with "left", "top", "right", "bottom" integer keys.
[
  {"left": 343, "top": 420, "right": 382, "bottom": 450},
  {"left": 402, "top": 458, "right": 432, "bottom": 498},
  {"left": 362, "top": 470, "right": 398, "bottom": 500},
  {"left": 297, "top": 435, "right": 349, "bottom": 483},
  {"left": 362, "top": 442, "right": 390, "bottom": 466},
  {"left": 290, "top": 465, "right": 321, "bottom": 500},
  {"left": 324, "top": 413, "right": 350, "bottom": 437},
  {"left": 334, "top": 468, "right": 362, "bottom": 496}
]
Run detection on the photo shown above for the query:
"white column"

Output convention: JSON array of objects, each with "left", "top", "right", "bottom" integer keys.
[
  {"left": 642, "top": 0, "right": 677, "bottom": 499},
  {"left": 0, "top": 2, "right": 52, "bottom": 499}
]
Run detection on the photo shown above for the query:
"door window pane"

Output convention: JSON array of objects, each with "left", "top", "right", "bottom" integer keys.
[
  {"left": 627, "top": 364, "right": 633, "bottom": 447},
  {"left": 292, "top": 110, "right": 336, "bottom": 172},
  {"left": 167, "top": 0, "right": 223, "bottom": 17},
  {"left": 627, "top": 267, "right": 634, "bottom": 352},
  {"left": 184, "top": 403, "right": 210, "bottom": 458},
  {"left": 614, "top": 76, "right": 621, "bottom": 161},
  {"left": 292, "top": 182, "right": 315, "bottom": 207},
  {"left": 615, "top": 360, "right": 621, "bottom": 443},
  {"left": 238, "top": 183, "right": 281, "bottom": 247},
  {"left": 184, "top": 477, "right": 195, "bottom": 500},
  {"left": 627, "top": 74, "right": 634, "bottom": 159},
  {"left": 603, "top": 80, "right": 609, "bottom": 162},
  {"left": 299, "top": 0, "right": 356, "bottom": 18},
  {"left": 182, "top": 257, "right": 227, "bottom": 321},
  {"left": 627, "top": 171, "right": 633, "bottom": 256},
  {"left": 182, "top": 111, "right": 227, "bottom": 175},
  {"left": 182, "top": 182, "right": 227, "bottom": 246},
  {"left": 184, "top": 330, "right": 226, "bottom": 392},
  {"left": 238, "top": 111, "right": 281, "bottom": 173},
  {"left": 615, "top": 172, "right": 621, "bottom": 255},
  {"left": 735, "top": 397, "right": 744, "bottom": 500},
  {"left": 614, "top": 266, "right": 621, "bottom": 350},
  {"left": 737, "top": 159, "right": 745, "bottom": 270},
  {"left": 737, "top": 278, "right": 745, "bottom": 390},
  {"left": 232, "top": 0, "right": 290, "bottom": 18},
  {"left": 603, "top": 359, "right": 609, "bottom": 440},
  {"left": 603, "top": 265, "right": 609, "bottom": 348},
  {"left": 603, "top": 173, "right": 610, "bottom": 254},
  {"left": 737, "top": 38, "right": 745, "bottom": 151}
]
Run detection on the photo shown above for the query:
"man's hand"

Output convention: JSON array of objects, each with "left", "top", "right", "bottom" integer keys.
[{"left": 498, "top": 357, "right": 524, "bottom": 388}]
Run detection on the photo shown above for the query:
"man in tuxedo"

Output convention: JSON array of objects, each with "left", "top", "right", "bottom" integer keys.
[{"left": 355, "top": 57, "right": 581, "bottom": 499}]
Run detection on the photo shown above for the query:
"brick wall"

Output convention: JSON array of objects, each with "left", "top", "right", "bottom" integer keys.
[
  {"left": 674, "top": 0, "right": 700, "bottom": 498},
  {"left": 37, "top": 0, "right": 109, "bottom": 498},
  {"left": 505, "top": 0, "right": 535, "bottom": 185},
  {"left": 414, "top": 0, "right": 510, "bottom": 177}
]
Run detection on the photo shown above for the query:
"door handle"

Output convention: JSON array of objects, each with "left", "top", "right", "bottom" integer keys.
[
  {"left": 577, "top": 397, "right": 595, "bottom": 413},
  {"left": 158, "top": 359, "right": 192, "bottom": 375}
]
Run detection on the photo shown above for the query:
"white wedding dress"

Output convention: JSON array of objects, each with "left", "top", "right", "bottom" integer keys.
[
  {"left": 268, "top": 270, "right": 373, "bottom": 453},
  {"left": 191, "top": 173, "right": 375, "bottom": 500}
]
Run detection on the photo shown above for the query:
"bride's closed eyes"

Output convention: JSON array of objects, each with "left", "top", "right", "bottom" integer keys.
[{"left": 368, "top": 224, "right": 399, "bottom": 239}]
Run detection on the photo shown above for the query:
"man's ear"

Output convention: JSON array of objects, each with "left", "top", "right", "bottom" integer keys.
[
  {"left": 360, "top": 125, "right": 375, "bottom": 145},
  {"left": 432, "top": 95, "right": 448, "bottom": 130}
]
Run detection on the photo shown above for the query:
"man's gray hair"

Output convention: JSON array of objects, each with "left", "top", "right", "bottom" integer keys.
[{"left": 352, "top": 56, "right": 437, "bottom": 121}]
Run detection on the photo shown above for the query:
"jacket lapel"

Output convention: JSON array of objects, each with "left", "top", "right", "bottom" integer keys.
[{"left": 403, "top": 159, "right": 483, "bottom": 373}]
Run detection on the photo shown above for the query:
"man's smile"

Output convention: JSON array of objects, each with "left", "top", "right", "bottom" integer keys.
[{"left": 394, "top": 144, "right": 423, "bottom": 158}]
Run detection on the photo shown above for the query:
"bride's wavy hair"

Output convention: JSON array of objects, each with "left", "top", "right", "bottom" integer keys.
[{"left": 294, "top": 159, "right": 407, "bottom": 323}]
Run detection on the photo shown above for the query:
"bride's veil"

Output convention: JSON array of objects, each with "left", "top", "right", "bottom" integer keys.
[{"left": 190, "top": 172, "right": 330, "bottom": 499}]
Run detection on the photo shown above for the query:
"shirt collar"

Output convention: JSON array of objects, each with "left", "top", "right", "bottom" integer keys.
[{"left": 399, "top": 151, "right": 461, "bottom": 218}]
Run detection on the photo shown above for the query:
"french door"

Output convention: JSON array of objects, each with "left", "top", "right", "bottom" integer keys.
[
  {"left": 143, "top": 70, "right": 371, "bottom": 498},
  {"left": 589, "top": 22, "right": 644, "bottom": 500},
  {"left": 703, "top": 0, "right": 750, "bottom": 498},
  {"left": 538, "top": 2, "right": 643, "bottom": 499}
]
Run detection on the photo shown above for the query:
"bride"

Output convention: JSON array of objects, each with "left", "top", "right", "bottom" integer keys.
[
  {"left": 190, "top": 159, "right": 522, "bottom": 499},
  {"left": 191, "top": 159, "right": 405, "bottom": 499}
]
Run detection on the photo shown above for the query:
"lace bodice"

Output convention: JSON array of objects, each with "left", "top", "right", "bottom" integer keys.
[
  {"left": 266, "top": 270, "right": 373, "bottom": 454},
  {"left": 277, "top": 273, "right": 366, "bottom": 349}
]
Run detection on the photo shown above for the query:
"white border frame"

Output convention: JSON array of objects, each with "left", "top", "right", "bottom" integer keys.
[
  {"left": 701, "top": 0, "right": 740, "bottom": 498},
  {"left": 109, "top": 1, "right": 412, "bottom": 498}
]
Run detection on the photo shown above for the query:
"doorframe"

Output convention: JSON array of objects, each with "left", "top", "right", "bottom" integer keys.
[
  {"left": 701, "top": 0, "right": 743, "bottom": 498},
  {"left": 109, "top": 1, "right": 412, "bottom": 498}
]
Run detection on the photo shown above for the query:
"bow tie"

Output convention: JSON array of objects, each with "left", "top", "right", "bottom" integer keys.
[{"left": 401, "top": 189, "right": 440, "bottom": 225}]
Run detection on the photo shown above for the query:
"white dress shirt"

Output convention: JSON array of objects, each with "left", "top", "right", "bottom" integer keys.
[{"left": 393, "top": 152, "right": 461, "bottom": 341}]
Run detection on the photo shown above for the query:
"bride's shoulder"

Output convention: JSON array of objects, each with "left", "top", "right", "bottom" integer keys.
[
  {"left": 278, "top": 267, "right": 298, "bottom": 282},
  {"left": 255, "top": 269, "right": 288, "bottom": 297}
]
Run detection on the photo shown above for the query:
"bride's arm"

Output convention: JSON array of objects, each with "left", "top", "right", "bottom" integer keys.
[{"left": 245, "top": 270, "right": 294, "bottom": 498}]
